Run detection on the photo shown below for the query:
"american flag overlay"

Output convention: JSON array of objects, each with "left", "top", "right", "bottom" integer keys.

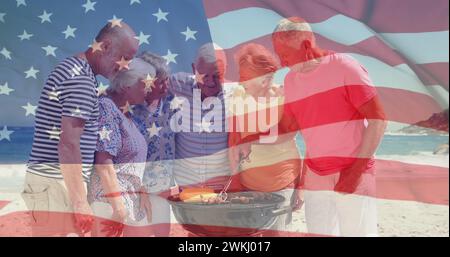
[{"left": 0, "top": 0, "right": 448, "bottom": 237}]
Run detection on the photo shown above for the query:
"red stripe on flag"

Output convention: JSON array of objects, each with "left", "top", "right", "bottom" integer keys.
[
  {"left": 414, "top": 63, "right": 449, "bottom": 90},
  {"left": 375, "top": 159, "right": 449, "bottom": 205},
  {"left": 0, "top": 212, "right": 319, "bottom": 237},
  {"left": 220, "top": 33, "right": 448, "bottom": 88},
  {"left": 0, "top": 201, "right": 10, "bottom": 211},
  {"left": 224, "top": 84, "right": 444, "bottom": 131},
  {"left": 203, "top": 0, "right": 449, "bottom": 33},
  {"left": 173, "top": 160, "right": 448, "bottom": 205},
  {"left": 376, "top": 87, "right": 444, "bottom": 127}
]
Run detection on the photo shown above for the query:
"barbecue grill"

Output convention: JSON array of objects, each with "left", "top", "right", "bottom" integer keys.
[{"left": 168, "top": 191, "right": 292, "bottom": 237}]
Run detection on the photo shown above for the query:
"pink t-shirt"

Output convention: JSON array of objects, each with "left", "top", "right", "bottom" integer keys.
[{"left": 284, "top": 53, "right": 377, "bottom": 175}]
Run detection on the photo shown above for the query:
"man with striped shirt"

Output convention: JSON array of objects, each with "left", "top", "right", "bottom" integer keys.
[
  {"left": 169, "top": 43, "right": 231, "bottom": 190},
  {"left": 22, "top": 22, "right": 138, "bottom": 236}
]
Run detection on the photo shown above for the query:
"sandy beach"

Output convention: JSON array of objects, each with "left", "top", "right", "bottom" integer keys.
[{"left": 0, "top": 162, "right": 448, "bottom": 237}]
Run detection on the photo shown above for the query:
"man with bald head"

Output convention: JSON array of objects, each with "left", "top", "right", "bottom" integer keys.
[
  {"left": 86, "top": 22, "right": 138, "bottom": 80},
  {"left": 22, "top": 21, "right": 138, "bottom": 236}
]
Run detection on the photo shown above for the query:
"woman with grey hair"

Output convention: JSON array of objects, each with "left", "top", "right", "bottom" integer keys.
[
  {"left": 131, "top": 51, "right": 176, "bottom": 237},
  {"left": 88, "top": 57, "right": 156, "bottom": 237}
]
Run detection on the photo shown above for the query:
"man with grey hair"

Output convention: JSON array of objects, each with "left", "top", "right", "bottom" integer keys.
[
  {"left": 272, "top": 17, "right": 386, "bottom": 236},
  {"left": 169, "top": 43, "right": 231, "bottom": 191},
  {"left": 22, "top": 20, "right": 138, "bottom": 236}
]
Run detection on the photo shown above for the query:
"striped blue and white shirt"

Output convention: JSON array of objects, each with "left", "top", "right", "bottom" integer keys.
[
  {"left": 169, "top": 72, "right": 230, "bottom": 189},
  {"left": 26, "top": 56, "right": 99, "bottom": 180}
]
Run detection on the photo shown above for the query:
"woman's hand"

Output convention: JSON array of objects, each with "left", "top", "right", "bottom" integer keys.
[
  {"left": 95, "top": 152, "right": 128, "bottom": 236},
  {"left": 290, "top": 190, "right": 304, "bottom": 211},
  {"left": 229, "top": 142, "right": 252, "bottom": 175},
  {"left": 101, "top": 203, "right": 128, "bottom": 237},
  {"left": 140, "top": 190, "right": 152, "bottom": 224}
]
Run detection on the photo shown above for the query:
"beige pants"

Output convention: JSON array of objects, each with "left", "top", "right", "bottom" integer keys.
[{"left": 21, "top": 172, "right": 82, "bottom": 236}]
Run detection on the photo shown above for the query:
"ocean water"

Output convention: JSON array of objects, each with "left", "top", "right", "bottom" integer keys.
[
  {"left": 0, "top": 127, "right": 36, "bottom": 164},
  {"left": 0, "top": 127, "right": 448, "bottom": 164}
]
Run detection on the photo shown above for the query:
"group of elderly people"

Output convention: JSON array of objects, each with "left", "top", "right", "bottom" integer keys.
[
  {"left": 87, "top": 43, "right": 298, "bottom": 236},
  {"left": 23, "top": 19, "right": 300, "bottom": 237},
  {"left": 24, "top": 15, "right": 385, "bottom": 237}
]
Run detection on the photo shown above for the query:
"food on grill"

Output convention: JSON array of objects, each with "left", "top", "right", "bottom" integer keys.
[
  {"left": 204, "top": 195, "right": 227, "bottom": 204},
  {"left": 230, "top": 196, "right": 250, "bottom": 204},
  {"left": 183, "top": 193, "right": 220, "bottom": 203},
  {"left": 178, "top": 189, "right": 275, "bottom": 204},
  {"left": 228, "top": 192, "right": 273, "bottom": 204},
  {"left": 179, "top": 188, "right": 217, "bottom": 203}
]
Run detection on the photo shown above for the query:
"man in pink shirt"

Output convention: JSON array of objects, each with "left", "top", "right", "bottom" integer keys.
[{"left": 272, "top": 17, "right": 387, "bottom": 236}]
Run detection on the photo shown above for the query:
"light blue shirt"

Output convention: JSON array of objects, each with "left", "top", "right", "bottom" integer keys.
[
  {"left": 132, "top": 94, "right": 176, "bottom": 193},
  {"left": 169, "top": 72, "right": 231, "bottom": 189}
]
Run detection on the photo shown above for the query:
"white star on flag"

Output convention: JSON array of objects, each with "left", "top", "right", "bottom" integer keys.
[
  {"left": 163, "top": 49, "right": 178, "bottom": 65},
  {"left": 62, "top": 25, "right": 77, "bottom": 39},
  {"left": 134, "top": 31, "right": 150, "bottom": 46},
  {"left": 142, "top": 74, "right": 156, "bottom": 93},
  {"left": 181, "top": 26, "right": 197, "bottom": 41},
  {"left": 24, "top": 66, "right": 39, "bottom": 79},
  {"left": 82, "top": 0, "right": 96, "bottom": 13},
  {"left": 16, "top": 0, "right": 26, "bottom": 7},
  {"left": 48, "top": 89, "right": 59, "bottom": 101},
  {"left": 38, "top": 10, "right": 52, "bottom": 23},
  {"left": 116, "top": 57, "right": 131, "bottom": 70},
  {"left": 22, "top": 102, "right": 37, "bottom": 116},
  {"left": 153, "top": 8, "right": 169, "bottom": 22},
  {"left": 90, "top": 39, "right": 103, "bottom": 53},
  {"left": 98, "top": 126, "right": 112, "bottom": 141},
  {"left": 195, "top": 71, "right": 205, "bottom": 85},
  {"left": 120, "top": 101, "right": 133, "bottom": 115},
  {"left": 70, "top": 65, "right": 82, "bottom": 77},
  {"left": 97, "top": 82, "right": 109, "bottom": 95},
  {"left": 108, "top": 15, "right": 123, "bottom": 28},
  {"left": 42, "top": 45, "right": 57, "bottom": 57},
  {"left": 0, "top": 13, "right": 6, "bottom": 23},
  {"left": 18, "top": 30, "right": 33, "bottom": 41},
  {"left": 47, "top": 126, "right": 62, "bottom": 140},
  {"left": 147, "top": 123, "right": 162, "bottom": 138},
  {"left": 71, "top": 106, "right": 86, "bottom": 117},
  {"left": 130, "top": 0, "right": 141, "bottom": 5},
  {"left": 0, "top": 47, "right": 11, "bottom": 60},
  {"left": 0, "top": 82, "right": 14, "bottom": 96},
  {"left": 0, "top": 126, "right": 14, "bottom": 142}
]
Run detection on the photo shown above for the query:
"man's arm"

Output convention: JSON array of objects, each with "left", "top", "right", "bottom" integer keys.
[
  {"left": 354, "top": 95, "right": 387, "bottom": 167},
  {"left": 167, "top": 72, "right": 194, "bottom": 98},
  {"left": 341, "top": 56, "right": 388, "bottom": 170},
  {"left": 335, "top": 95, "right": 387, "bottom": 193},
  {"left": 59, "top": 116, "right": 88, "bottom": 207},
  {"left": 58, "top": 116, "right": 93, "bottom": 233}
]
